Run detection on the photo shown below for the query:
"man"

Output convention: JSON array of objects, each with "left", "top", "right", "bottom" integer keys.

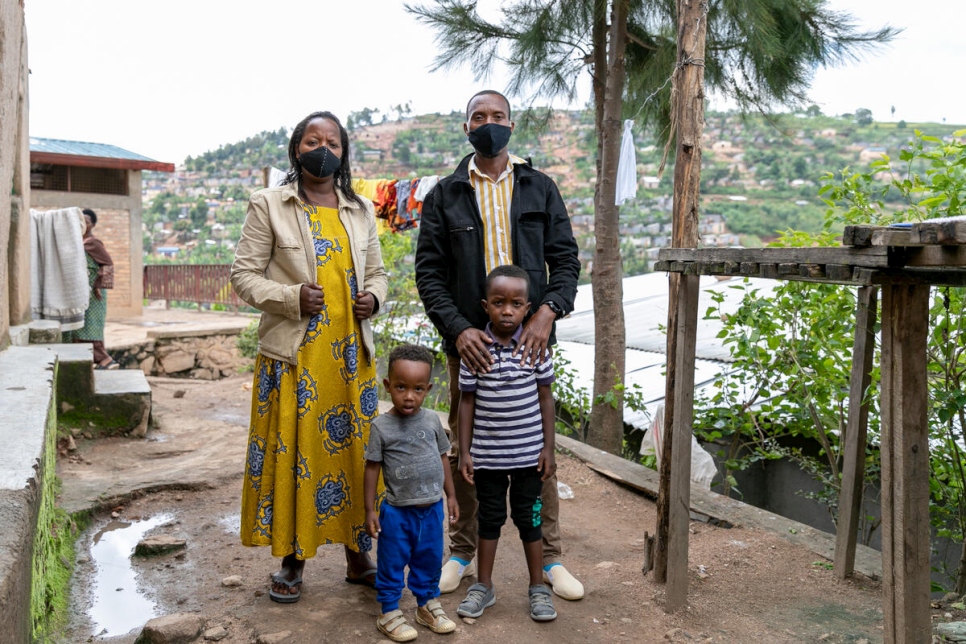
[{"left": 415, "top": 90, "right": 583, "bottom": 600}]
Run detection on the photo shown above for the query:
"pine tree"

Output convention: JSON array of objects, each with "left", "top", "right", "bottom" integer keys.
[{"left": 406, "top": 0, "right": 898, "bottom": 454}]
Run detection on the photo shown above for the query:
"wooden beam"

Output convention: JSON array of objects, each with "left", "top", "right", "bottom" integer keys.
[
  {"left": 910, "top": 220, "right": 966, "bottom": 245},
  {"left": 833, "top": 286, "right": 878, "bottom": 579},
  {"left": 844, "top": 225, "right": 914, "bottom": 248},
  {"left": 880, "top": 284, "right": 931, "bottom": 644},
  {"left": 658, "top": 246, "right": 890, "bottom": 266}
]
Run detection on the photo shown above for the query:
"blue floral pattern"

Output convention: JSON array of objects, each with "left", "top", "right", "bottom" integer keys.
[
  {"left": 358, "top": 379, "right": 378, "bottom": 419},
  {"left": 296, "top": 368, "right": 318, "bottom": 418},
  {"left": 331, "top": 333, "right": 359, "bottom": 384},
  {"left": 255, "top": 492, "right": 273, "bottom": 540},
  {"left": 319, "top": 402, "right": 363, "bottom": 455},
  {"left": 346, "top": 268, "right": 358, "bottom": 299},
  {"left": 247, "top": 435, "right": 266, "bottom": 482},
  {"left": 304, "top": 311, "right": 331, "bottom": 344},
  {"left": 294, "top": 448, "right": 310, "bottom": 488},
  {"left": 315, "top": 472, "right": 349, "bottom": 526}
]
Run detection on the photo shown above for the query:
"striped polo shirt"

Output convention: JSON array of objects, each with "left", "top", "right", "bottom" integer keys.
[
  {"left": 468, "top": 154, "right": 526, "bottom": 273},
  {"left": 458, "top": 323, "right": 555, "bottom": 470}
]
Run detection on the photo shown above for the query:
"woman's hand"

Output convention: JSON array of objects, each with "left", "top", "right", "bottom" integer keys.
[
  {"left": 353, "top": 291, "right": 375, "bottom": 320},
  {"left": 299, "top": 283, "right": 324, "bottom": 316}
]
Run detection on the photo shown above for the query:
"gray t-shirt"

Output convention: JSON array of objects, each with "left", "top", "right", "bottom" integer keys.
[{"left": 366, "top": 408, "right": 451, "bottom": 507}]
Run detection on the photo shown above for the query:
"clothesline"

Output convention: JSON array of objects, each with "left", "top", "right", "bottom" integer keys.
[{"left": 351, "top": 176, "right": 439, "bottom": 234}]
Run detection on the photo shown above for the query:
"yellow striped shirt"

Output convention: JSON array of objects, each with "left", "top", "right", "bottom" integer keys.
[{"left": 469, "top": 154, "right": 526, "bottom": 273}]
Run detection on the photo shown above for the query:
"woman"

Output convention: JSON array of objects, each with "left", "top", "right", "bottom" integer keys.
[
  {"left": 230, "top": 111, "right": 388, "bottom": 603},
  {"left": 65, "top": 208, "right": 118, "bottom": 369}
]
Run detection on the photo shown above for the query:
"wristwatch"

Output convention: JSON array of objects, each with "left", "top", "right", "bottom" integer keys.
[{"left": 544, "top": 300, "right": 565, "bottom": 320}]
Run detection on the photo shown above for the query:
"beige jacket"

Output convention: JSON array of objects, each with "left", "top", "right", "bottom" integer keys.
[{"left": 230, "top": 182, "right": 388, "bottom": 365}]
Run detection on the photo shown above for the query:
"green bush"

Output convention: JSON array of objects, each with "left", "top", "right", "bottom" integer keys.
[{"left": 237, "top": 320, "right": 259, "bottom": 366}]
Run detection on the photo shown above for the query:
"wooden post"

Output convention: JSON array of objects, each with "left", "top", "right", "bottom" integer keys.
[
  {"left": 880, "top": 283, "right": 930, "bottom": 644},
  {"left": 654, "top": 0, "right": 707, "bottom": 589},
  {"left": 665, "top": 272, "right": 700, "bottom": 610},
  {"left": 834, "top": 286, "right": 878, "bottom": 578}
]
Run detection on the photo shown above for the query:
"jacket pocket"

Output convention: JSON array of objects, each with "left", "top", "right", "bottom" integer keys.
[
  {"left": 276, "top": 236, "right": 302, "bottom": 252},
  {"left": 516, "top": 213, "right": 547, "bottom": 271}
]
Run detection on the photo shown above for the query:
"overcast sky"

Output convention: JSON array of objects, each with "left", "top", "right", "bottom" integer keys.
[{"left": 25, "top": 0, "right": 964, "bottom": 165}]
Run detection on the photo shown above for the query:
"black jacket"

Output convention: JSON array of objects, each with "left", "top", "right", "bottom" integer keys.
[{"left": 415, "top": 153, "right": 581, "bottom": 356}]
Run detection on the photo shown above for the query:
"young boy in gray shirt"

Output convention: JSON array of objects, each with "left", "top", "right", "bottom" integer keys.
[{"left": 365, "top": 344, "right": 459, "bottom": 642}]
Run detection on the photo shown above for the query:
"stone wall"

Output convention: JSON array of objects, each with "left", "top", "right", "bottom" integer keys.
[{"left": 113, "top": 327, "right": 252, "bottom": 379}]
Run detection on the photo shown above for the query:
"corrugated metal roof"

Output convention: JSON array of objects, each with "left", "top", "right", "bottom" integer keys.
[
  {"left": 29, "top": 137, "right": 158, "bottom": 162},
  {"left": 559, "top": 273, "right": 780, "bottom": 362},
  {"left": 556, "top": 272, "right": 783, "bottom": 430}
]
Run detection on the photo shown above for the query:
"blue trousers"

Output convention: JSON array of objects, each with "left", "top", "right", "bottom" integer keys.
[{"left": 375, "top": 500, "right": 444, "bottom": 612}]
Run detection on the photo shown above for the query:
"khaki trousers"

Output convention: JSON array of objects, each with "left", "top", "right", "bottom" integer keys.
[{"left": 445, "top": 355, "right": 562, "bottom": 566}]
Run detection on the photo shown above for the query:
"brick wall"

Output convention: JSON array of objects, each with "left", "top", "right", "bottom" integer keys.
[
  {"left": 90, "top": 208, "right": 134, "bottom": 318},
  {"left": 30, "top": 168, "right": 145, "bottom": 319}
]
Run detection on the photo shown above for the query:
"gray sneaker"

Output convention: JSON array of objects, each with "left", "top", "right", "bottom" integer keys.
[
  {"left": 528, "top": 584, "right": 557, "bottom": 621},
  {"left": 457, "top": 582, "right": 496, "bottom": 618}
]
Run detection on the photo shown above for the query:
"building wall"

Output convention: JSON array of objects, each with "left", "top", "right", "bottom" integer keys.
[
  {"left": 0, "top": 0, "right": 31, "bottom": 347},
  {"left": 30, "top": 171, "right": 144, "bottom": 318}
]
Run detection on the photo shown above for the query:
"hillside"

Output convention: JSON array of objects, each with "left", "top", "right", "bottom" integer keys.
[{"left": 141, "top": 108, "right": 965, "bottom": 277}]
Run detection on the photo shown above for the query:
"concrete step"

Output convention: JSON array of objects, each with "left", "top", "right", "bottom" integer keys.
[
  {"left": 27, "top": 319, "right": 62, "bottom": 344},
  {"left": 46, "top": 343, "right": 152, "bottom": 437},
  {"left": 84, "top": 369, "right": 152, "bottom": 437},
  {"left": 50, "top": 342, "right": 95, "bottom": 404}
]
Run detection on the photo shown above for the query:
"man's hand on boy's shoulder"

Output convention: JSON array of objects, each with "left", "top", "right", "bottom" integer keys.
[
  {"left": 516, "top": 304, "right": 556, "bottom": 367},
  {"left": 456, "top": 327, "right": 494, "bottom": 374},
  {"left": 538, "top": 447, "right": 557, "bottom": 481}
]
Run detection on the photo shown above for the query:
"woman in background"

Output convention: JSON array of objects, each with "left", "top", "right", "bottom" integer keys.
[
  {"left": 65, "top": 208, "right": 117, "bottom": 369},
  {"left": 230, "top": 111, "right": 388, "bottom": 603}
]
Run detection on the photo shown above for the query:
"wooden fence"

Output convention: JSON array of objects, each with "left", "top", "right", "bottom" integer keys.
[{"left": 143, "top": 264, "right": 243, "bottom": 309}]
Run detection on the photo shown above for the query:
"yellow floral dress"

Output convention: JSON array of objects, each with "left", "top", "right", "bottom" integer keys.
[{"left": 241, "top": 203, "right": 380, "bottom": 560}]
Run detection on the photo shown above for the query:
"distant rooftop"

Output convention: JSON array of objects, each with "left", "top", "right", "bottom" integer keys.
[{"left": 29, "top": 137, "right": 175, "bottom": 172}]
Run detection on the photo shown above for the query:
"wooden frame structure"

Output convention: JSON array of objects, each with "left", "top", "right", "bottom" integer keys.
[{"left": 654, "top": 219, "right": 966, "bottom": 643}]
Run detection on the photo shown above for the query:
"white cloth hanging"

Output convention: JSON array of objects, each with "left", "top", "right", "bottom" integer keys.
[
  {"left": 615, "top": 119, "right": 638, "bottom": 205},
  {"left": 30, "top": 207, "right": 89, "bottom": 330}
]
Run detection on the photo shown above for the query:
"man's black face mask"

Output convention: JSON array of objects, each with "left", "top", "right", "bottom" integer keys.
[{"left": 467, "top": 123, "right": 512, "bottom": 158}]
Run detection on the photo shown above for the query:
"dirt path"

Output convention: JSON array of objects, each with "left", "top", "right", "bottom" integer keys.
[{"left": 55, "top": 373, "right": 886, "bottom": 644}]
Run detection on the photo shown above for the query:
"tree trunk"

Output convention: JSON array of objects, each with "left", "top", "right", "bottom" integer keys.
[
  {"left": 588, "top": 0, "right": 628, "bottom": 455},
  {"left": 653, "top": 0, "right": 707, "bottom": 584}
]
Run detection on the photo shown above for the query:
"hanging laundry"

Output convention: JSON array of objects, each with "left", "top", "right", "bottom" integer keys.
[
  {"left": 391, "top": 179, "right": 417, "bottom": 232},
  {"left": 615, "top": 119, "right": 638, "bottom": 206},
  {"left": 413, "top": 175, "right": 439, "bottom": 201}
]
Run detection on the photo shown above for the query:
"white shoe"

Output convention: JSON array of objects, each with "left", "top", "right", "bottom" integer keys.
[
  {"left": 542, "top": 564, "right": 584, "bottom": 600},
  {"left": 439, "top": 558, "right": 476, "bottom": 594}
]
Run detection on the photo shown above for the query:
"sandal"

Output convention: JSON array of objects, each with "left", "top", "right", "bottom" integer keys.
[
  {"left": 376, "top": 609, "right": 417, "bottom": 642},
  {"left": 416, "top": 598, "right": 456, "bottom": 634},
  {"left": 95, "top": 359, "right": 120, "bottom": 371},
  {"left": 345, "top": 566, "right": 378, "bottom": 588},
  {"left": 268, "top": 572, "right": 302, "bottom": 604}
]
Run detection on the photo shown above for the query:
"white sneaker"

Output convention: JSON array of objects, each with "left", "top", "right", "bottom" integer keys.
[
  {"left": 439, "top": 558, "right": 476, "bottom": 594},
  {"left": 542, "top": 564, "right": 584, "bottom": 600}
]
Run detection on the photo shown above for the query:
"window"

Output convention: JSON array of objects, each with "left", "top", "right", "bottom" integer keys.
[{"left": 30, "top": 163, "right": 128, "bottom": 195}]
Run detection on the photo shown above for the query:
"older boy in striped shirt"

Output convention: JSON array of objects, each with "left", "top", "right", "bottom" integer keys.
[{"left": 455, "top": 264, "right": 558, "bottom": 622}]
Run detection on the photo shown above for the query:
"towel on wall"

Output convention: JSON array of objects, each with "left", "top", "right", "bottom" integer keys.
[{"left": 30, "top": 207, "right": 90, "bottom": 330}]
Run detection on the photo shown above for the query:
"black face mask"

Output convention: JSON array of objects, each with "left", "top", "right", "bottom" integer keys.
[
  {"left": 299, "top": 146, "right": 341, "bottom": 178},
  {"left": 467, "top": 123, "right": 512, "bottom": 158}
]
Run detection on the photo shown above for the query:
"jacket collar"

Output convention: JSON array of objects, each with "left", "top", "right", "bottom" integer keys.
[
  {"left": 452, "top": 153, "right": 535, "bottom": 185},
  {"left": 277, "top": 180, "right": 364, "bottom": 215}
]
